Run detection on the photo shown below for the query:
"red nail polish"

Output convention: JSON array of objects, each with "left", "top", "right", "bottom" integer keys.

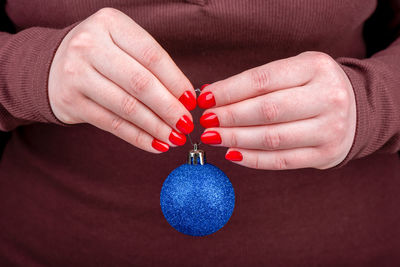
[
  {"left": 169, "top": 130, "right": 187, "bottom": 146},
  {"left": 225, "top": 150, "right": 243, "bottom": 161},
  {"left": 197, "top": 92, "right": 216, "bottom": 109},
  {"left": 200, "top": 113, "right": 219, "bottom": 128},
  {"left": 152, "top": 139, "right": 169, "bottom": 152},
  {"left": 200, "top": 84, "right": 210, "bottom": 91},
  {"left": 179, "top": 91, "right": 196, "bottom": 111},
  {"left": 201, "top": 131, "right": 222, "bottom": 144},
  {"left": 176, "top": 115, "right": 194, "bottom": 134}
]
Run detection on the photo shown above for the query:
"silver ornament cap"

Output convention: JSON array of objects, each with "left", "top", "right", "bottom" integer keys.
[{"left": 188, "top": 143, "right": 205, "bottom": 165}]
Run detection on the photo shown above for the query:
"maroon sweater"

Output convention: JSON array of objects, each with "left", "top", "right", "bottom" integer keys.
[{"left": 1, "top": 0, "right": 400, "bottom": 266}]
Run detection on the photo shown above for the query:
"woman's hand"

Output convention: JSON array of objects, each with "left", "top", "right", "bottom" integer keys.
[
  {"left": 49, "top": 8, "right": 196, "bottom": 153},
  {"left": 198, "top": 52, "right": 357, "bottom": 170}
]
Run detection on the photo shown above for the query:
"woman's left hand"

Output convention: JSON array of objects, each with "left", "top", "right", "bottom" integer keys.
[{"left": 198, "top": 51, "right": 356, "bottom": 170}]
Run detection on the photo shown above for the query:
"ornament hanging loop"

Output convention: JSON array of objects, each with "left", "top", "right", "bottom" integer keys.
[
  {"left": 187, "top": 88, "right": 205, "bottom": 165},
  {"left": 187, "top": 88, "right": 202, "bottom": 147},
  {"left": 188, "top": 143, "right": 205, "bottom": 165}
]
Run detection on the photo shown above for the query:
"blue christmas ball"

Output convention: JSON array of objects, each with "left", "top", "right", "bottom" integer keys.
[{"left": 160, "top": 163, "right": 235, "bottom": 236}]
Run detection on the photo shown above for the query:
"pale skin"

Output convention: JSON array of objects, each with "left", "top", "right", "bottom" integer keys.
[
  {"left": 49, "top": 8, "right": 357, "bottom": 170},
  {"left": 49, "top": 8, "right": 196, "bottom": 153},
  {"left": 200, "top": 52, "right": 357, "bottom": 170}
]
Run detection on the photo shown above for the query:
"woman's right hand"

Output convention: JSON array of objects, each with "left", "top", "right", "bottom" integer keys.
[{"left": 48, "top": 8, "right": 196, "bottom": 153}]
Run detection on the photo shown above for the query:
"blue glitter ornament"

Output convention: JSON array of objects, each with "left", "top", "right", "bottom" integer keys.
[{"left": 160, "top": 145, "right": 235, "bottom": 236}]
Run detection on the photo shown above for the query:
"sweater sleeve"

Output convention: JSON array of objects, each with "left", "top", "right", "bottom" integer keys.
[
  {"left": 334, "top": 0, "right": 400, "bottom": 167},
  {"left": 0, "top": 25, "right": 76, "bottom": 131}
]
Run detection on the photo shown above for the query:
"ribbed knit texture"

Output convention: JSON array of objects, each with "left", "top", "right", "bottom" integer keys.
[
  {"left": 0, "top": 26, "right": 76, "bottom": 130},
  {"left": 0, "top": 1, "right": 399, "bottom": 266}
]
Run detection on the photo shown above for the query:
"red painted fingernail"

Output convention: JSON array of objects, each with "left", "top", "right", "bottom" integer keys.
[
  {"left": 225, "top": 150, "right": 243, "bottom": 161},
  {"left": 169, "top": 130, "right": 187, "bottom": 146},
  {"left": 201, "top": 131, "right": 222, "bottom": 144},
  {"left": 152, "top": 139, "right": 169, "bottom": 152},
  {"left": 176, "top": 115, "right": 194, "bottom": 134},
  {"left": 197, "top": 92, "right": 216, "bottom": 109},
  {"left": 179, "top": 90, "right": 196, "bottom": 111},
  {"left": 200, "top": 113, "right": 219, "bottom": 128},
  {"left": 200, "top": 84, "right": 210, "bottom": 91}
]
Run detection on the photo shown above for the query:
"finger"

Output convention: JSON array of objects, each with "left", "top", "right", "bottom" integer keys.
[
  {"left": 201, "top": 119, "right": 325, "bottom": 150},
  {"left": 200, "top": 85, "right": 323, "bottom": 127},
  {"left": 77, "top": 96, "right": 169, "bottom": 153},
  {"left": 225, "top": 147, "right": 323, "bottom": 170},
  {"left": 89, "top": 43, "right": 194, "bottom": 134},
  {"left": 198, "top": 53, "right": 317, "bottom": 108},
  {"left": 80, "top": 68, "right": 186, "bottom": 147},
  {"left": 101, "top": 8, "right": 196, "bottom": 110}
]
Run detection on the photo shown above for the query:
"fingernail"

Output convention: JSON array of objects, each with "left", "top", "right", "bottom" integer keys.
[
  {"left": 200, "top": 113, "right": 219, "bottom": 128},
  {"left": 179, "top": 90, "right": 196, "bottom": 111},
  {"left": 169, "top": 130, "right": 187, "bottom": 146},
  {"left": 200, "top": 84, "right": 210, "bottom": 91},
  {"left": 201, "top": 131, "right": 222, "bottom": 144},
  {"left": 197, "top": 92, "right": 216, "bottom": 109},
  {"left": 152, "top": 139, "right": 169, "bottom": 152},
  {"left": 176, "top": 115, "right": 194, "bottom": 134},
  {"left": 225, "top": 150, "right": 243, "bottom": 161}
]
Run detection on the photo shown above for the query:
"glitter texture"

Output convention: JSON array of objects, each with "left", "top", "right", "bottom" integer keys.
[{"left": 160, "top": 163, "right": 235, "bottom": 236}]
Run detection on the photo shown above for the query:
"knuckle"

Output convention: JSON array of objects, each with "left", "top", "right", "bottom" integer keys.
[
  {"left": 300, "top": 51, "right": 324, "bottom": 58},
  {"left": 273, "top": 156, "right": 289, "bottom": 170},
  {"left": 249, "top": 154, "right": 261, "bottom": 169},
  {"left": 262, "top": 130, "right": 281, "bottom": 150},
  {"left": 59, "top": 114, "right": 76, "bottom": 125},
  {"left": 260, "top": 99, "right": 279, "bottom": 122},
  {"left": 111, "top": 116, "right": 124, "bottom": 132},
  {"left": 52, "top": 103, "right": 77, "bottom": 124},
  {"left": 223, "top": 108, "right": 237, "bottom": 126},
  {"left": 249, "top": 67, "right": 270, "bottom": 93},
  {"left": 132, "top": 131, "right": 146, "bottom": 147},
  {"left": 94, "top": 7, "right": 119, "bottom": 21},
  {"left": 320, "top": 118, "right": 347, "bottom": 145},
  {"left": 229, "top": 132, "right": 238, "bottom": 148},
  {"left": 128, "top": 71, "right": 152, "bottom": 96},
  {"left": 51, "top": 87, "right": 84, "bottom": 125},
  {"left": 121, "top": 95, "right": 138, "bottom": 117},
  {"left": 299, "top": 51, "right": 313, "bottom": 57},
  {"left": 312, "top": 52, "right": 335, "bottom": 70},
  {"left": 58, "top": 88, "right": 77, "bottom": 108},
  {"left": 312, "top": 149, "right": 335, "bottom": 170},
  {"left": 329, "top": 88, "right": 349, "bottom": 108},
  {"left": 141, "top": 45, "right": 163, "bottom": 68},
  {"left": 51, "top": 94, "right": 78, "bottom": 124},
  {"left": 225, "top": 89, "right": 233, "bottom": 104},
  {"left": 61, "top": 60, "right": 79, "bottom": 77},
  {"left": 331, "top": 120, "right": 347, "bottom": 138},
  {"left": 68, "top": 31, "right": 95, "bottom": 52},
  {"left": 315, "top": 164, "right": 331, "bottom": 170},
  {"left": 322, "top": 143, "right": 341, "bottom": 163}
]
